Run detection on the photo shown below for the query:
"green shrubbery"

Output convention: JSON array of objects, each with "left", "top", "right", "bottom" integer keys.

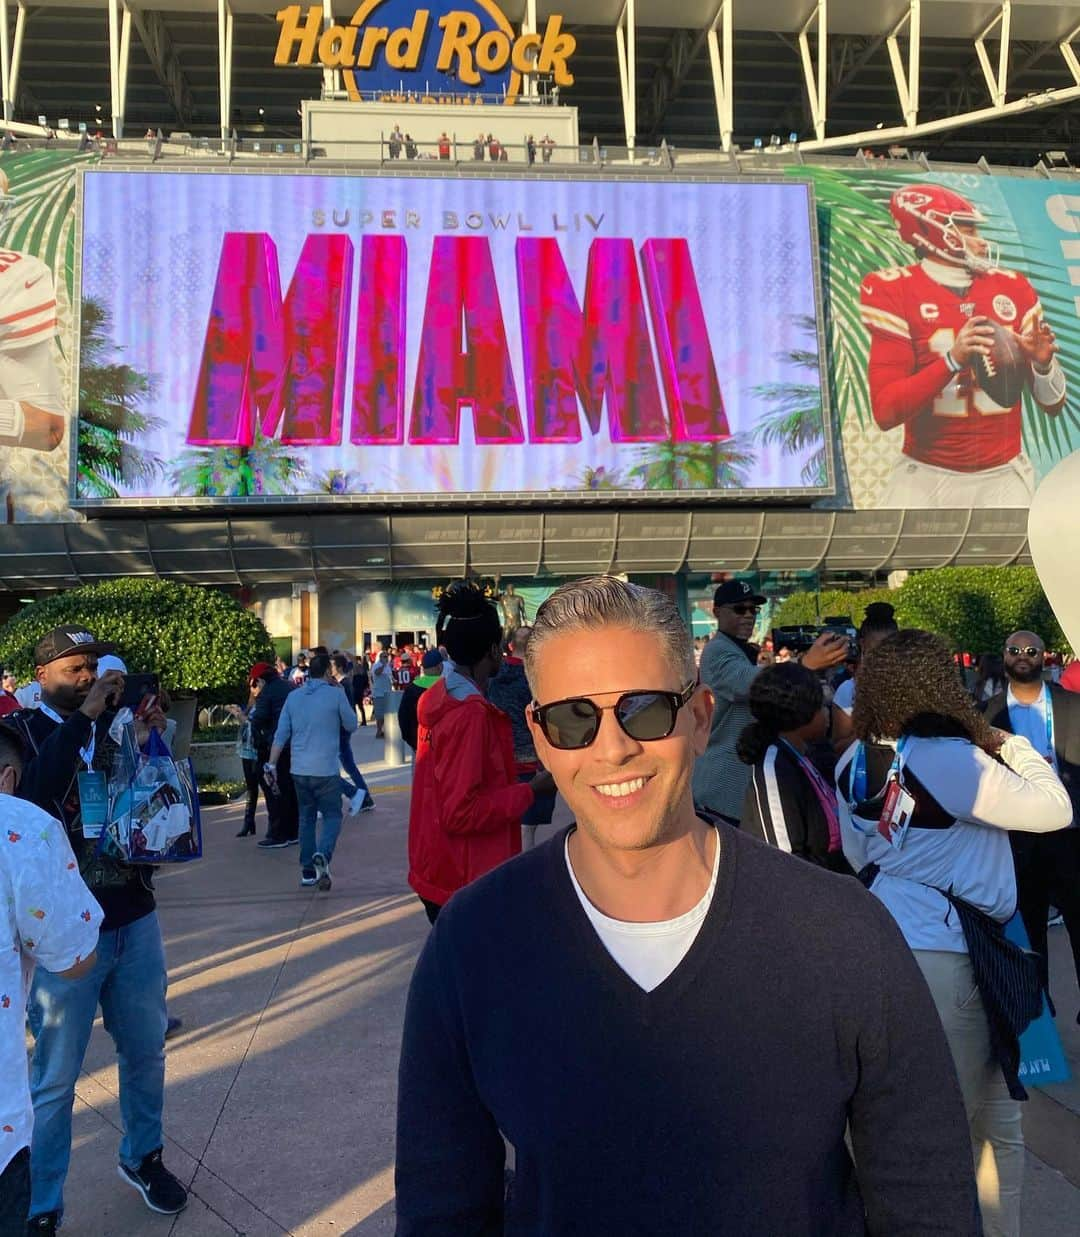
[
  {"left": 772, "top": 567, "right": 1066, "bottom": 654},
  {"left": 0, "top": 578, "right": 274, "bottom": 704}
]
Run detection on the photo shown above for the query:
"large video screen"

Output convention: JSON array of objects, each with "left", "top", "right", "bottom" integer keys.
[{"left": 74, "top": 170, "right": 830, "bottom": 505}]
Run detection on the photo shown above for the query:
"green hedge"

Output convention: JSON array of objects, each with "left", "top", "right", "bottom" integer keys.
[
  {"left": 772, "top": 588, "right": 898, "bottom": 630},
  {"left": 0, "top": 578, "right": 274, "bottom": 704},
  {"left": 772, "top": 567, "right": 1065, "bottom": 655}
]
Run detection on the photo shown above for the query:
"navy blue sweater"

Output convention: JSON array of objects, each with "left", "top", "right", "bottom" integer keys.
[{"left": 395, "top": 823, "right": 980, "bottom": 1236}]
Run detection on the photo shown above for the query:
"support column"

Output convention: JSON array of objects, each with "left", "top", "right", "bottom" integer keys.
[
  {"left": 522, "top": 0, "right": 538, "bottom": 98},
  {"left": 887, "top": 0, "right": 921, "bottom": 130},
  {"left": 0, "top": 4, "right": 9, "bottom": 125},
  {"left": 218, "top": 0, "right": 234, "bottom": 142},
  {"left": 321, "top": 0, "right": 341, "bottom": 97},
  {"left": 798, "top": 0, "right": 828, "bottom": 142},
  {"left": 707, "top": 0, "right": 733, "bottom": 151},
  {"left": 615, "top": 0, "right": 637, "bottom": 152}
]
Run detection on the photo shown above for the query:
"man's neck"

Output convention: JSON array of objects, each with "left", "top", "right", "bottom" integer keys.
[
  {"left": 40, "top": 692, "right": 73, "bottom": 719},
  {"left": 568, "top": 810, "right": 716, "bottom": 923},
  {"left": 1009, "top": 677, "right": 1043, "bottom": 705}
]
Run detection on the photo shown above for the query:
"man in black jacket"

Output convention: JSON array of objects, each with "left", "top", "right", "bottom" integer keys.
[
  {"left": 12, "top": 627, "right": 188, "bottom": 1231},
  {"left": 987, "top": 629, "right": 1080, "bottom": 1019},
  {"left": 250, "top": 663, "right": 298, "bottom": 848}
]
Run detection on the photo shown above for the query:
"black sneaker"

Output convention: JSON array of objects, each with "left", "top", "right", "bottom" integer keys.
[
  {"left": 257, "top": 837, "right": 290, "bottom": 849},
  {"left": 27, "top": 1214, "right": 58, "bottom": 1235},
  {"left": 117, "top": 1148, "right": 188, "bottom": 1215},
  {"left": 165, "top": 1016, "right": 183, "bottom": 1040},
  {"left": 300, "top": 867, "right": 317, "bottom": 887}
]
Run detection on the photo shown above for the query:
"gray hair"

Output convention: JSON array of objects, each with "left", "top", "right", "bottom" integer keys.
[{"left": 525, "top": 575, "right": 695, "bottom": 688}]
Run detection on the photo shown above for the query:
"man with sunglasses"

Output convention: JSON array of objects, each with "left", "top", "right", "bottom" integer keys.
[
  {"left": 396, "top": 575, "right": 981, "bottom": 1236},
  {"left": 692, "top": 580, "right": 848, "bottom": 825},
  {"left": 986, "top": 631, "right": 1080, "bottom": 1021}
]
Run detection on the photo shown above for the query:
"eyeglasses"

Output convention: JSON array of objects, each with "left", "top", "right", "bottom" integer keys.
[
  {"left": 530, "top": 684, "right": 696, "bottom": 751},
  {"left": 1005, "top": 646, "right": 1041, "bottom": 657},
  {"left": 727, "top": 605, "right": 759, "bottom": 616}
]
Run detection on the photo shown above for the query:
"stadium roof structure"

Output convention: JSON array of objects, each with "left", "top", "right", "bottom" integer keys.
[
  {"left": 0, "top": 507, "right": 1034, "bottom": 592},
  {"left": 1, "top": 0, "right": 1077, "bottom": 164}
]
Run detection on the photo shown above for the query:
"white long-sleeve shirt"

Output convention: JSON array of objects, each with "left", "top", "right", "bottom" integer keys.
[{"left": 836, "top": 733, "right": 1072, "bottom": 952}]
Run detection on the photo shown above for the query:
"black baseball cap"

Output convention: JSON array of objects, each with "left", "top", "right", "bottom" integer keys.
[
  {"left": 713, "top": 580, "right": 766, "bottom": 607},
  {"left": 33, "top": 626, "right": 114, "bottom": 668}
]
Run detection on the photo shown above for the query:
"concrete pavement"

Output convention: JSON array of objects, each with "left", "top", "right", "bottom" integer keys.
[{"left": 35, "top": 723, "right": 1080, "bottom": 1234}]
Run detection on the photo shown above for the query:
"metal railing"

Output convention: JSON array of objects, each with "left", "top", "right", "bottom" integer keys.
[{"left": 0, "top": 126, "right": 1077, "bottom": 181}]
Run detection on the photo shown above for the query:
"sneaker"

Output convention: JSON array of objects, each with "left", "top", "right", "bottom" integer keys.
[
  {"left": 360, "top": 796, "right": 376, "bottom": 813},
  {"left": 349, "top": 788, "right": 367, "bottom": 814},
  {"left": 165, "top": 1016, "right": 183, "bottom": 1040},
  {"left": 285, "top": 838, "right": 300, "bottom": 846},
  {"left": 1048, "top": 908, "right": 1065, "bottom": 927},
  {"left": 257, "top": 837, "right": 290, "bottom": 850},
  {"left": 300, "top": 867, "right": 317, "bottom": 886},
  {"left": 117, "top": 1148, "right": 188, "bottom": 1215},
  {"left": 312, "top": 852, "right": 332, "bottom": 892},
  {"left": 27, "top": 1215, "right": 58, "bottom": 1235}
]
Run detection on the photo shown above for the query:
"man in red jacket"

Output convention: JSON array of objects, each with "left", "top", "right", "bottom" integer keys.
[{"left": 408, "top": 585, "right": 553, "bottom": 923}]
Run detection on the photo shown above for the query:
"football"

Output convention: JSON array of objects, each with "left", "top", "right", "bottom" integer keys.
[{"left": 972, "top": 320, "right": 1029, "bottom": 408}]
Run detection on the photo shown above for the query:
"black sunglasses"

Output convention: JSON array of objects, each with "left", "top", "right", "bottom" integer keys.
[
  {"left": 530, "top": 684, "right": 696, "bottom": 751},
  {"left": 727, "top": 604, "right": 759, "bottom": 616},
  {"left": 1005, "top": 645, "right": 1041, "bottom": 657}
]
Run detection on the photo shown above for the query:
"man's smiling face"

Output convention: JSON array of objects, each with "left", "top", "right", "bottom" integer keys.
[{"left": 526, "top": 626, "right": 713, "bottom": 853}]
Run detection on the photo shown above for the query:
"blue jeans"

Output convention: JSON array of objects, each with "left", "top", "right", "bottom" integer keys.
[
  {"left": 294, "top": 773, "right": 344, "bottom": 868},
  {"left": 338, "top": 731, "right": 370, "bottom": 802},
  {"left": 27, "top": 911, "right": 167, "bottom": 1220}
]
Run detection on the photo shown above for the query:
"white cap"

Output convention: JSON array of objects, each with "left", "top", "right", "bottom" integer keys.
[{"left": 96, "top": 653, "right": 128, "bottom": 675}]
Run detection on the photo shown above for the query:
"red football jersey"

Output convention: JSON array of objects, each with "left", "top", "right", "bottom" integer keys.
[{"left": 860, "top": 262, "right": 1041, "bottom": 471}]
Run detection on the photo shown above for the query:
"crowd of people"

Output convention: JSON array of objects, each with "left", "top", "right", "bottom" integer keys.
[
  {"left": 2, "top": 571, "right": 1080, "bottom": 1235},
  {"left": 384, "top": 124, "right": 558, "bottom": 164}
]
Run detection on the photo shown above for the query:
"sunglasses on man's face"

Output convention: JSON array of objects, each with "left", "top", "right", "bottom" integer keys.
[
  {"left": 530, "top": 684, "right": 696, "bottom": 751},
  {"left": 727, "top": 605, "right": 759, "bottom": 617},
  {"left": 1005, "top": 646, "right": 1042, "bottom": 657}
]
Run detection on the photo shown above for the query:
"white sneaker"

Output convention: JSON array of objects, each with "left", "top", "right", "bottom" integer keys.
[
  {"left": 349, "top": 788, "right": 367, "bottom": 815},
  {"left": 312, "top": 851, "right": 332, "bottom": 892}
]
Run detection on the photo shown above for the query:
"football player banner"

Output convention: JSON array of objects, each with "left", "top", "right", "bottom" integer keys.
[
  {"left": 0, "top": 149, "right": 95, "bottom": 524},
  {"left": 792, "top": 166, "right": 1080, "bottom": 510}
]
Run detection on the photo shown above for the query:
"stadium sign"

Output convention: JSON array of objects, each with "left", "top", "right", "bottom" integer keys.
[{"left": 274, "top": 2, "right": 576, "bottom": 96}]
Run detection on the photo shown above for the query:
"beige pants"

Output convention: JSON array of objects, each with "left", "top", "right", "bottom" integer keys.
[{"left": 914, "top": 950, "right": 1024, "bottom": 1237}]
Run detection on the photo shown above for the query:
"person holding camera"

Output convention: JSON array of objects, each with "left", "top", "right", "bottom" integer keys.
[
  {"left": 692, "top": 581, "right": 848, "bottom": 825},
  {"left": 8, "top": 628, "right": 188, "bottom": 1232}
]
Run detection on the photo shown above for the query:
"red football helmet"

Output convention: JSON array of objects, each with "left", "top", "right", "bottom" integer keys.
[{"left": 889, "top": 184, "right": 998, "bottom": 272}]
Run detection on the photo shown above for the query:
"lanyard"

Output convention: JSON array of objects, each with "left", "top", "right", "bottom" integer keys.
[
  {"left": 39, "top": 702, "right": 96, "bottom": 770},
  {"left": 846, "top": 736, "right": 908, "bottom": 828},
  {"left": 780, "top": 740, "right": 842, "bottom": 852},
  {"left": 1008, "top": 685, "right": 1055, "bottom": 762}
]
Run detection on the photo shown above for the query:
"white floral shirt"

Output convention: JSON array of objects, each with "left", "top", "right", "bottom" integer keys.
[{"left": 1, "top": 796, "right": 102, "bottom": 1172}]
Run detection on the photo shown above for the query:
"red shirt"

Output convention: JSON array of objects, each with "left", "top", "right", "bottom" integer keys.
[
  {"left": 860, "top": 262, "right": 1042, "bottom": 471},
  {"left": 0, "top": 692, "right": 19, "bottom": 717}
]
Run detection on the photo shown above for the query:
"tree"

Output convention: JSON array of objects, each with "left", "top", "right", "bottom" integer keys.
[
  {"left": 77, "top": 297, "right": 164, "bottom": 498},
  {"left": 0, "top": 578, "right": 274, "bottom": 703},
  {"left": 171, "top": 425, "right": 307, "bottom": 497},
  {"left": 628, "top": 433, "right": 756, "bottom": 490},
  {"left": 773, "top": 587, "right": 898, "bottom": 630},
  {"left": 750, "top": 314, "right": 827, "bottom": 486}
]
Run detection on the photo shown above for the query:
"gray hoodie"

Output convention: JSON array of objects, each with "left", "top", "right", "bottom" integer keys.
[{"left": 272, "top": 677, "right": 357, "bottom": 777}]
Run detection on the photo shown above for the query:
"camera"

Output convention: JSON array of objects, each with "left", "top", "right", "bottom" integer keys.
[{"left": 771, "top": 617, "right": 858, "bottom": 661}]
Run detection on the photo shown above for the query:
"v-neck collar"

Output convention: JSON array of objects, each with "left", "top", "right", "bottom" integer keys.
[{"left": 543, "top": 822, "right": 737, "bottom": 1016}]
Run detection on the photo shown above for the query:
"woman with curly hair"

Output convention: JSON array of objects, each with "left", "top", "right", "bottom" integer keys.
[
  {"left": 407, "top": 583, "right": 555, "bottom": 924},
  {"left": 835, "top": 628, "right": 1071, "bottom": 1237},
  {"left": 737, "top": 663, "right": 852, "bottom": 873}
]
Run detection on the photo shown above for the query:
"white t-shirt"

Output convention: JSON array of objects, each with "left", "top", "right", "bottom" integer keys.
[
  {"left": 0, "top": 796, "right": 102, "bottom": 1172},
  {"left": 565, "top": 832, "right": 720, "bottom": 993},
  {"left": 832, "top": 678, "right": 856, "bottom": 717}
]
